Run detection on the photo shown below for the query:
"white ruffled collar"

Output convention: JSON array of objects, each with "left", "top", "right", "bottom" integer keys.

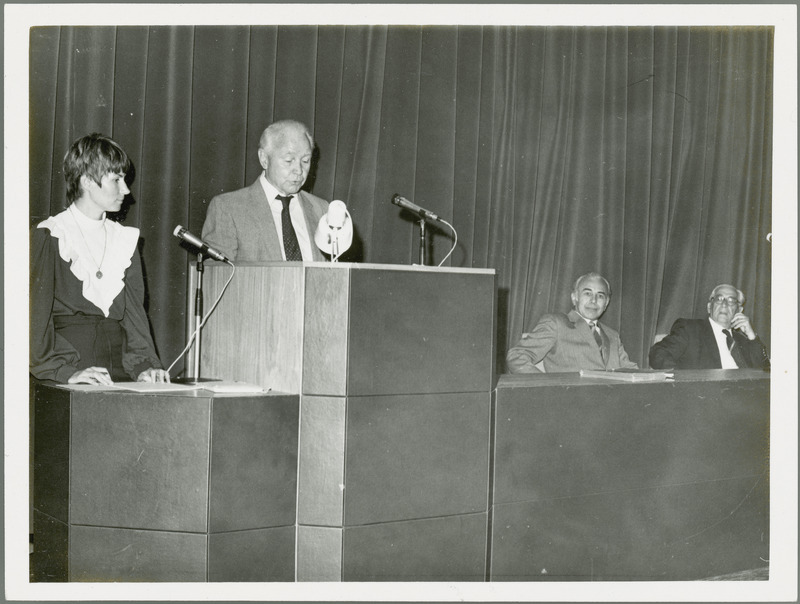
[{"left": 38, "top": 206, "right": 140, "bottom": 316}]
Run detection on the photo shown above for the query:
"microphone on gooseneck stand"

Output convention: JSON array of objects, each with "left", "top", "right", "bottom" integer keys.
[
  {"left": 172, "top": 225, "right": 232, "bottom": 264},
  {"left": 391, "top": 194, "right": 458, "bottom": 267},
  {"left": 391, "top": 194, "right": 445, "bottom": 224},
  {"left": 168, "top": 225, "right": 236, "bottom": 382}
]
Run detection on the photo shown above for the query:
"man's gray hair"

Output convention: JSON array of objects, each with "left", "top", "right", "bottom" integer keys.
[
  {"left": 572, "top": 272, "right": 611, "bottom": 296},
  {"left": 709, "top": 284, "right": 745, "bottom": 305},
  {"left": 259, "top": 120, "right": 314, "bottom": 153}
]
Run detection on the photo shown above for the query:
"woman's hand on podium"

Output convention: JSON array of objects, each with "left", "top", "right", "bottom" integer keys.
[
  {"left": 137, "top": 368, "right": 171, "bottom": 383},
  {"left": 68, "top": 366, "right": 114, "bottom": 386}
]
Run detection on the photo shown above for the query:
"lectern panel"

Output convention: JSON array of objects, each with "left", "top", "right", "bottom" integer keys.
[
  {"left": 490, "top": 371, "right": 770, "bottom": 581},
  {"left": 209, "top": 394, "right": 299, "bottom": 532},
  {"left": 203, "top": 265, "right": 304, "bottom": 391},
  {"left": 33, "top": 384, "right": 70, "bottom": 523},
  {"left": 490, "top": 476, "right": 768, "bottom": 581},
  {"left": 302, "top": 267, "right": 350, "bottom": 396},
  {"left": 347, "top": 269, "right": 495, "bottom": 395},
  {"left": 297, "top": 395, "right": 346, "bottom": 526},
  {"left": 342, "top": 513, "right": 488, "bottom": 581},
  {"left": 344, "top": 392, "right": 490, "bottom": 525},
  {"left": 32, "top": 384, "right": 299, "bottom": 582},
  {"left": 493, "top": 375, "right": 769, "bottom": 505},
  {"left": 31, "top": 510, "right": 68, "bottom": 582},
  {"left": 208, "top": 527, "right": 296, "bottom": 581},
  {"left": 297, "top": 525, "right": 343, "bottom": 581},
  {"left": 69, "top": 392, "right": 212, "bottom": 532},
  {"left": 69, "top": 526, "right": 207, "bottom": 582}
]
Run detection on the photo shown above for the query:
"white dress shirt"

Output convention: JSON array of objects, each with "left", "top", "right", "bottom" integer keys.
[
  {"left": 708, "top": 317, "right": 739, "bottom": 368},
  {"left": 259, "top": 173, "right": 314, "bottom": 261}
]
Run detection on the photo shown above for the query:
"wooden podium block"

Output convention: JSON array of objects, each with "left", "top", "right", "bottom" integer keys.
[
  {"left": 342, "top": 392, "right": 491, "bottom": 525},
  {"left": 297, "top": 395, "right": 346, "bottom": 527},
  {"left": 208, "top": 527, "right": 297, "bottom": 582},
  {"left": 68, "top": 392, "right": 213, "bottom": 532},
  {"left": 341, "top": 513, "right": 489, "bottom": 581},
  {"left": 201, "top": 265, "right": 306, "bottom": 393},
  {"left": 69, "top": 526, "right": 207, "bottom": 582},
  {"left": 201, "top": 262, "right": 497, "bottom": 396},
  {"left": 297, "top": 526, "right": 343, "bottom": 581},
  {"left": 31, "top": 383, "right": 299, "bottom": 582},
  {"left": 305, "top": 266, "right": 496, "bottom": 396},
  {"left": 200, "top": 262, "right": 497, "bottom": 581},
  {"left": 209, "top": 396, "right": 299, "bottom": 532}
]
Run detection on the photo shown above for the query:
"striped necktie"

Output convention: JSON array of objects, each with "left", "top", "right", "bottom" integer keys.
[{"left": 590, "top": 321, "right": 605, "bottom": 362}]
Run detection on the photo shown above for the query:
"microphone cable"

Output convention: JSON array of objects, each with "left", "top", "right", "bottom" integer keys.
[
  {"left": 437, "top": 218, "right": 458, "bottom": 267},
  {"left": 166, "top": 262, "right": 236, "bottom": 376}
]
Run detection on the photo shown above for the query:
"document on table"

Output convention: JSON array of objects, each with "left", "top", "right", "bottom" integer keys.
[
  {"left": 199, "top": 381, "right": 270, "bottom": 393},
  {"left": 54, "top": 381, "right": 269, "bottom": 393},
  {"left": 579, "top": 369, "right": 674, "bottom": 382},
  {"left": 107, "top": 382, "right": 203, "bottom": 393}
]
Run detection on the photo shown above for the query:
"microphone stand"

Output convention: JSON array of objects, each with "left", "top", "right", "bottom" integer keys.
[
  {"left": 331, "top": 232, "right": 339, "bottom": 262},
  {"left": 192, "top": 253, "right": 204, "bottom": 380},
  {"left": 418, "top": 218, "right": 427, "bottom": 265}
]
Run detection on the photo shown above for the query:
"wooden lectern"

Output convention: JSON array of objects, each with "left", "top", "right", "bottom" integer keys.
[{"left": 197, "top": 262, "right": 497, "bottom": 581}]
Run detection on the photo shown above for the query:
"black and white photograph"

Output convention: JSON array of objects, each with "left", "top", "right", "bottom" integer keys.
[{"left": 5, "top": 3, "right": 797, "bottom": 602}]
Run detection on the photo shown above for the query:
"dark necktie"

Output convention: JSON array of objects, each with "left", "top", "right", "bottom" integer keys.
[
  {"left": 723, "top": 329, "right": 734, "bottom": 350},
  {"left": 723, "top": 329, "right": 743, "bottom": 367},
  {"left": 590, "top": 321, "right": 605, "bottom": 362},
  {"left": 277, "top": 194, "right": 303, "bottom": 261}
]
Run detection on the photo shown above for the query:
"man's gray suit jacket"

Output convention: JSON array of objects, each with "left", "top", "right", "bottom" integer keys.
[
  {"left": 201, "top": 178, "right": 329, "bottom": 262},
  {"left": 506, "top": 309, "right": 639, "bottom": 373}
]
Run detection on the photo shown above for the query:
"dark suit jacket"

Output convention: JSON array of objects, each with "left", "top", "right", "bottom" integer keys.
[
  {"left": 506, "top": 310, "right": 639, "bottom": 373},
  {"left": 201, "top": 178, "right": 329, "bottom": 262},
  {"left": 649, "top": 318, "right": 770, "bottom": 370}
]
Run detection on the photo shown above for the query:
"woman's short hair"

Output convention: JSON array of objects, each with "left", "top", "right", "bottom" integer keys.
[{"left": 63, "top": 133, "right": 131, "bottom": 203}]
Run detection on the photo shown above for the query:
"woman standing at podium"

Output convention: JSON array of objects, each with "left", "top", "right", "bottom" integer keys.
[{"left": 30, "top": 133, "right": 169, "bottom": 385}]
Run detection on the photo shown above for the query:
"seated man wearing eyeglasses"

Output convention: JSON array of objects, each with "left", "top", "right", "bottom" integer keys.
[{"left": 649, "top": 283, "right": 770, "bottom": 370}]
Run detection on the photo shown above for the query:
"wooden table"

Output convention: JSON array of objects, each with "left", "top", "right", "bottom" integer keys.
[{"left": 490, "top": 369, "right": 770, "bottom": 581}]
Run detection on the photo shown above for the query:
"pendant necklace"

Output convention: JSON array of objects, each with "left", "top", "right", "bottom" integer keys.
[{"left": 69, "top": 205, "right": 107, "bottom": 279}]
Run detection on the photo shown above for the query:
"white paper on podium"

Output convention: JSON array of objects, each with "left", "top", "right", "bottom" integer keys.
[
  {"left": 107, "top": 382, "right": 202, "bottom": 393},
  {"left": 199, "top": 381, "right": 270, "bottom": 393}
]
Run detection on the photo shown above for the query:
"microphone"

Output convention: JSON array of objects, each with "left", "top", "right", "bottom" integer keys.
[
  {"left": 392, "top": 194, "right": 443, "bottom": 223},
  {"left": 314, "top": 200, "right": 353, "bottom": 261},
  {"left": 326, "top": 199, "right": 348, "bottom": 229},
  {"left": 173, "top": 225, "right": 231, "bottom": 263}
]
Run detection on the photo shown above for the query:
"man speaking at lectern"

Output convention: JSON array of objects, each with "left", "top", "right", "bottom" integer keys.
[{"left": 202, "top": 120, "right": 329, "bottom": 262}]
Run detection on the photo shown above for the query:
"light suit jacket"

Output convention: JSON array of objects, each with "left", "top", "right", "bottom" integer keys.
[
  {"left": 506, "top": 309, "right": 639, "bottom": 373},
  {"left": 201, "top": 178, "right": 329, "bottom": 262}
]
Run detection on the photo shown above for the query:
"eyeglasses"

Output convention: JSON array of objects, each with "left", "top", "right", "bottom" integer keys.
[{"left": 710, "top": 295, "right": 740, "bottom": 307}]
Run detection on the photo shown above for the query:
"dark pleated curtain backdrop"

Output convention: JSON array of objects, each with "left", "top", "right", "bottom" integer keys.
[{"left": 29, "top": 25, "right": 772, "bottom": 376}]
